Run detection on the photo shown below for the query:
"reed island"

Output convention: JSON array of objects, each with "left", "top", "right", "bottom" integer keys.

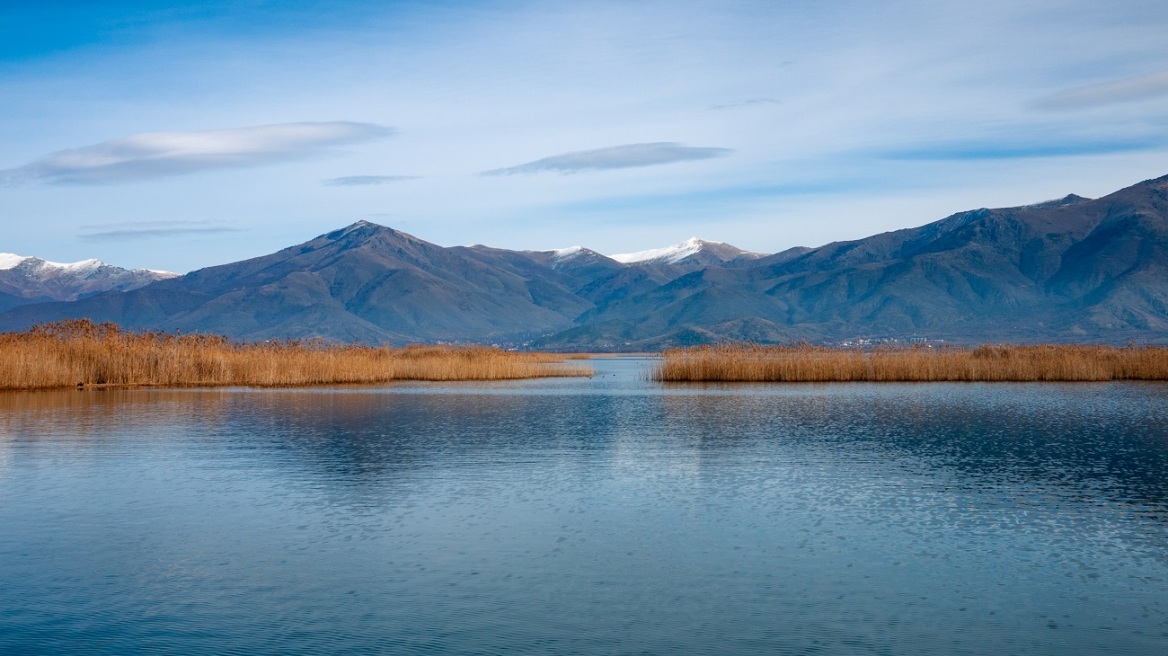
[
  {"left": 0, "top": 320, "right": 591, "bottom": 390},
  {"left": 655, "top": 343, "right": 1168, "bottom": 382}
]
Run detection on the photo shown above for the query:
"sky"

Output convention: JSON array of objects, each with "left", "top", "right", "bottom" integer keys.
[{"left": 2, "top": 0, "right": 1167, "bottom": 273}]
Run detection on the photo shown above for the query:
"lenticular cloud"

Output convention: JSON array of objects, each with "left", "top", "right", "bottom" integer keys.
[
  {"left": 0, "top": 122, "right": 393, "bottom": 186},
  {"left": 483, "top": 142, "right": 732, "bottom": 175}
]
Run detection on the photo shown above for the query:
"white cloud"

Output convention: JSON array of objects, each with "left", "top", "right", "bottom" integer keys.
[
  {"left": 483, "top": 143, "right": 732, "bottom": 175},
  {"left": 4, "top": 1, "right": 1168, "bottom": 271},
  {"left": 1035, "top": 70, "right": 1168, "bottom": 110},
  {"left": 0, "top": 122, "right": 392, "bottom": 185}
]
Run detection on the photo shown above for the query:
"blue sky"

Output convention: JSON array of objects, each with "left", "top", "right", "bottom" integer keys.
[{"left": 2, "top": 0, "right": 1167, "bottom": 273}]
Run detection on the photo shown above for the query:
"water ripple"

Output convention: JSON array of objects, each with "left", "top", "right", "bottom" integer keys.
[{"left": 1, "top": 359, "right": 1166, "bottom": 654}]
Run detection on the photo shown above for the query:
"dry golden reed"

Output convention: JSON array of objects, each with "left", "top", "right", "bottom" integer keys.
[
  {"left": 655, "top": 343, "right": 1168, "bottom": 382},
  {"left": 0, "top": 320, "right": 592, "bottom": 390}
]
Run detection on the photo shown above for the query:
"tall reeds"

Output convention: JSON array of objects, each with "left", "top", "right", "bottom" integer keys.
[
  {"left": 655, "top": 343, "right": 1168, "bottom": 382},
  {"left": 0, "top": 320, "right": 592, "bottom": 390}
]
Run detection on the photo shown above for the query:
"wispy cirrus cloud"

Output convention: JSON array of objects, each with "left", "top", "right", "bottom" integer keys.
[
  {"left": 323, "top": 175, "right": 417, "bottom": 186},
  {"left": 880, "top": 136, "right": 1163, "bottom": 161},
  {"left": 1034, "top": 70, "right": 1168, "bottom": 111},
  {"left": 483, "top": 142, "right": 732, "bottom": 176},
  {"left": 1, "top": 122, "right": 392, "bottom": 186},
  {"left": 566, "top": 178, "right": 882, "bottom": 215},
  {"left": 708, "top": 97, "right": 781, "bottom": 111},
  {"left": 79, "top": 220, "right": 243, "bottom": 242}
]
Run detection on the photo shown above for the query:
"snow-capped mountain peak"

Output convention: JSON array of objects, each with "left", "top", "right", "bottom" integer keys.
[
  {"left": 611, "top": 237, "right": 708, "bottom": 264},
  {"left": 0, "top": 253, "right": 26, "bottom": 270},
  {"left": 551, "top": 246, "right": 586, "bottom": 259},
  {"left": 1, "top": 253, "right": 105, "bottom": 273},
  {"left": 610, "top": 237, "right": 762, "bottom": 265},
  {"left": 61, "top": 258, "right": 103, "bottom": 272},
  {"left": 0, "top": 253, "right": 178, "bottom": 303},
  {"left": 546, "top": 245, "right": 619, "bottom": 269}
]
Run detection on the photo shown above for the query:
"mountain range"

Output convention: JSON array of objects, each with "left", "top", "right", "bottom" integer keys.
[
  {"left": 0, "top": 254, "right": 175, "bottom": 313},
  {"left": 2, "top": 173, "right": 1166, "bottom": 348}
]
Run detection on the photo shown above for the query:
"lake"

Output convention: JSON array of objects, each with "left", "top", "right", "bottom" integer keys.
[{"left": 1, "top": 357, "right": 1166, "bottom": 654}]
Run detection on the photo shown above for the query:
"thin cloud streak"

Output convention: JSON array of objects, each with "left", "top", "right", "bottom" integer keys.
[
  {"left": 1035, "top": 70, "right": 1168, "bottom": 111},
  {"left": 483, "top": 142, "right": 732, "bottom": 175},
  {"left": 561, "top": 177, "right": 884, "bottom": 219},
  {"left": 80, "top": 220, "right": 243, "bottom": 242},
  {"left": 881, "top": 137, "right": 1162, "bottom": 161},
  {"left": 709, "top": 97, "right": 781, "bottom": 111},
  {"left": 1, "top": 122, "right": 393, "bottom": 186},
  {"left": 323, "top": 175, "right": 417, "bottom": 186}
]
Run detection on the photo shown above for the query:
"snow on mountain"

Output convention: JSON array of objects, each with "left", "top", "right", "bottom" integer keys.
[
  {"left": 610, "top": 237, "right": 762, "bottom": 265},
  {"left": 1, "top": 253, "right": 104, "bottom": 273},
  {"left": 544, "top": 246, "right": 621, "bottom": 271},
  {"left": 0, "top": 253, "right": 178, "bottom": 304},
  {"left": 611, "top": 237, "right": 706, "bottom": 264},
  {"left": 551, "top": 246, "right": 586, "bottom": 260}
]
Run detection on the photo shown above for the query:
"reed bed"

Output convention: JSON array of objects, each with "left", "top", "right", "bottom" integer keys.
[
  {"left": 0, "top": 320, "right": 592, "bottom": 390},
  {"left": 655, "top": 343, "right": 1168, "bottom": 382}
]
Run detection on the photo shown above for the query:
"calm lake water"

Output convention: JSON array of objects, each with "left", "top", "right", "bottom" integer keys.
[{"left": 1, "top": 358, "right": 1166, "bottom": 655}]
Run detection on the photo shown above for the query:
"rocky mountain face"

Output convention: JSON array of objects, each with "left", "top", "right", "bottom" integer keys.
[
  {"left": 0, "top": 254, "right": 176, "bottom": 313},
  {"left": 2, "top": 174, "right": 1166, "bottom": 347}
]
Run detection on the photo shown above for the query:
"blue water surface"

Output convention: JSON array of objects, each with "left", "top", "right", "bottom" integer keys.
[{"left": 1, "top": 358, "right": 1166, "bottom": 654}]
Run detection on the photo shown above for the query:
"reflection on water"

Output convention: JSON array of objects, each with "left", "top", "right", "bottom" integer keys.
[{"left": 1, "top": 359, "right": 1166, "bottom": 654}]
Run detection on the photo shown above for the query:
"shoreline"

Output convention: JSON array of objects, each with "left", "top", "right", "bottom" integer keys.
[
  {"left": 655, "top": 343, "right": 1168, "bottom": 383},
  {"left": 0, "top": 320, "right": 593, "bottom": 391}
]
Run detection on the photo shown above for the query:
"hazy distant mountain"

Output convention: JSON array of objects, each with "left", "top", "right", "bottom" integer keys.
[
  {"left": 0, "top": 254, "right": 176, "bottom": 312},
  {"left": 2, "top": 173, "right": 1167, "bottom": 348}
]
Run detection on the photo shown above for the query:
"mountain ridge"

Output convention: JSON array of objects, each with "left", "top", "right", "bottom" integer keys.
[
  {"left": 611, "top": 237, "right": 764, "bottom": 266},
  {"left": 2, "top": 173, "right": 1166, "bottom": 348},
  {"left": 0, "top": 254, "right": 177, "bottom": 312},
  {"left": 540, "top": 172, "right": 1168, "bottom": 348}
]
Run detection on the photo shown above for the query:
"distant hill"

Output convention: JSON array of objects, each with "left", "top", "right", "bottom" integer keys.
[
  {"left": 0, "top": 254, "right": 176, "bottom": 312},
  {"left": 2, "top": 173, "right": 1166, "bottom": 347}
]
